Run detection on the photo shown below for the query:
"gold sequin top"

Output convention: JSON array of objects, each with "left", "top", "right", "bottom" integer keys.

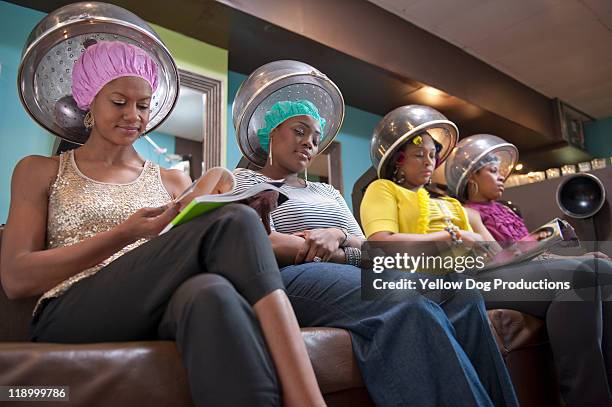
[{"left": 34, "top": 149, "right": 173, "bottom": 315}]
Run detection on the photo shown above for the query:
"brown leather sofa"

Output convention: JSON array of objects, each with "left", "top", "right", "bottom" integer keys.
[{"left": 0, "top": 226, "right": 560, "bottom": 406}]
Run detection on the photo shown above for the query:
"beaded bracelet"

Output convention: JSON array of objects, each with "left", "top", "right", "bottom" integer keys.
[
  {"left": 444, "top": 226, "right": 463, "bottom": 245},
  {"left": 344, "top": 247, "right": 362, "bottom": 267}
]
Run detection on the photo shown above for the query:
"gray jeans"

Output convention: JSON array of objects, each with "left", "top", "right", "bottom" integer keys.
[
  {"left": 478, "top": 257, "right": 612, "bottom": 406},
  {"left": 31, "top": 204, "right": 284, "bottom": 407}
]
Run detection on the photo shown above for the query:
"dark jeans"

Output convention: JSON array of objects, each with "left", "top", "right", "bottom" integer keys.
[
  {"left": 479, "top": 257, "right": 612, "bottom": 407},
  {"left": 281, "top": 263, "right": 519, "bottom": 407},
  {"left": 31, "top": 204, "right": 284, "bottom": 407}
]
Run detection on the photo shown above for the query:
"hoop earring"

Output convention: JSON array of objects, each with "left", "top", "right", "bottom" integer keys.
[
  {"left": 84, "top": 111, "right": 95, "bottom": 129},
  {"left": 392, "top": 166, "right": 405, "bottom": 185}
]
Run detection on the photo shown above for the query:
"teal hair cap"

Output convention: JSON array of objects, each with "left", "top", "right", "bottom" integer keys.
[{"left": 257, "top": 100, "right": 327, "bottom": 152}]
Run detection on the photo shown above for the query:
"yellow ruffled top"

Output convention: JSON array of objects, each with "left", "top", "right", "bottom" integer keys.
[{"left": 360, "top": 179, "right": 472, "bottom": 238}]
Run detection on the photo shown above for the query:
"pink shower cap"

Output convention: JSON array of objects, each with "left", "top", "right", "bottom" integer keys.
[{"left": 71, "top": 41, "right": 159, "bottom": 110}]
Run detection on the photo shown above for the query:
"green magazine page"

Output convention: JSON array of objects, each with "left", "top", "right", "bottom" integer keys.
[
  {"left": 170, "top": 200, "right": 228, "bottom": 226},
  {"left": 159, "top": 182, "right": 286, "bottom": 235}
]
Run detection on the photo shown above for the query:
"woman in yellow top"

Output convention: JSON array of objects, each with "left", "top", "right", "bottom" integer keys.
[
  {"left": 361, "top": 105, "right": 518, "bottom": 406},
  {"left": 361, "top": 105, "right": 491, "bottom": 244},
  {"left": 361, "top": 105, "right": 611, "bottom": 406},
  {"left": 362, "top": 172, "right": 476, "bottom": 238}
]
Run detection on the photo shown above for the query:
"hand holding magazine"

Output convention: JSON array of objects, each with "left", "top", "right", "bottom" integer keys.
[
  {"left": 160, "top": 167, "right": 287, "bottom": 235},
  {"left": 173, "top": 166, "right": 237, "bottom": 208},
  {"left": 478, "top": 218, "right": 579, "bottom": 271}
]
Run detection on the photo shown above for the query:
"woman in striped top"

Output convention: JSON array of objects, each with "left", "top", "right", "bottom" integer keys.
[
  {"left": 232, "top": 98, "right": 518, "bottom": 407},
  {"left": 234, "top": 99, "right": 364, "bottom": 267},
  {"left": 234, "top": 167, "right": 364, "bottom": 266}
]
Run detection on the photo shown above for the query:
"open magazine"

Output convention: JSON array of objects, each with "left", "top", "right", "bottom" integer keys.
[
  {"left": 477, "top": 218, "right": 579, "bottom": 271},
  {"left": 160, "top": 167, "right": 287, "bottom": 235}
]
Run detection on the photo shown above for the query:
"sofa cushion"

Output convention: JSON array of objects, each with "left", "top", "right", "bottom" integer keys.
[
  {"left": 0, "top": 327, "right": 366, "bottom": 406},
  {"left": 487, "top": 309, "right": 547, "bottom": 356},
  {"left": 0, "top": 341, "right": 193, "bottom": 407},
  {"left": 301, "top": 327, "right": 364, "bottom": 394}
]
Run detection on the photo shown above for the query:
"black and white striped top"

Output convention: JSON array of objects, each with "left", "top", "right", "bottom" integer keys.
[{"left": 233, "top": 169, "right": 365, "bottom": 238}]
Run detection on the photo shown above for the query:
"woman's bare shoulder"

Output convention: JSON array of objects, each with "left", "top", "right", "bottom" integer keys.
[
  {"left": 17, "top": 154, "right": 59, "bottom": 164},
  {"left": 10, "top": 155, "right": 60, "bottom": 198},
  {"left": 13, "top": 155, "right": 59, "bottom": 181},
  {"left": 464, "top": 206, "right": 484, "bottom": 224},
  {"left": 464, "top": 206, "right": 476, "bottom": 216}
]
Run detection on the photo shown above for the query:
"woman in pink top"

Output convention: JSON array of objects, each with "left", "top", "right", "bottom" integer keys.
[
  {"left": 462, "top": 157, "right": 529, "bottom": 242},
  {"left": 446, "top": 134, "right": 612, "bottom": 406}
]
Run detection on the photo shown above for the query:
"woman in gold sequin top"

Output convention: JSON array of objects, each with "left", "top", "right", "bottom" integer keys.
[{"left": 0, "top": 41, "right": 324, "bottom": 406}]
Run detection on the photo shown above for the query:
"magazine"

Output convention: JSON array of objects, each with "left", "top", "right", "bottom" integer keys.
[
  {"left": 173, "top": 166, "right": 237, "bottom": 207},
  {"left": 478, "top": 218, "right": 579, "bottom": 271},
  {"left": 160, "top": 168, "right": 287, "bottom": 235}
]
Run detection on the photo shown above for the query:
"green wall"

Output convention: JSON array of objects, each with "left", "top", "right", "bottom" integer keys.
[
  {"left": 585, "top": 116, "right": 612, "bottom": 158},
  {"left": 151, "top": 24, "right": 229, "bottom": 166}
]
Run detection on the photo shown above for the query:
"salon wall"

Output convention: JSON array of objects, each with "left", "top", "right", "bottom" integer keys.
[
  {"left": 0, "top": 2, "right": 52, "bottom": 224},
  {"left": 133, "top": 132, "right": 176, "bottom": 168},
  {"left": 0, "top": 1, "right": 228, "bottom": 223},
  {"left": 585, "top": 116, "right": 612, "bottom": 158},
  {"left": 227, "top": 71, "right": 381, "bottom": 212},
  {"left": 0, "top": 1, "right": 375, "bottom": 221},
  {"left": 150, "top": 23, "right": 229, "bottom": 167}
]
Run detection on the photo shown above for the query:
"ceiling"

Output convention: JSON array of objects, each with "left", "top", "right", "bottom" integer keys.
[
  {"left": 5, "top": 0, "right": 599, "bottom": 169},
  {"left": 368, "top": 0, "right": 612, "bottom": 118}
]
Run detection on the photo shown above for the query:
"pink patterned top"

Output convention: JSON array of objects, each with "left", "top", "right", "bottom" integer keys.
[{"left": 465, "top": 201, "right": 529, "bottom": 242}]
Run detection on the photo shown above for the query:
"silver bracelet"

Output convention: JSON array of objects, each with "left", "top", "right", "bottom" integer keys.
[{"left": 338, "top": 228, "right": 350, "bottom": 248}]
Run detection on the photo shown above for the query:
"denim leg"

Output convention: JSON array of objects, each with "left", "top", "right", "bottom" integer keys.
[
  {"left": 281, "top": 263, "right": 500, "bottom": 407},
  {"left": 438, "top": 276, "right": 519, "bottom": 407}
]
